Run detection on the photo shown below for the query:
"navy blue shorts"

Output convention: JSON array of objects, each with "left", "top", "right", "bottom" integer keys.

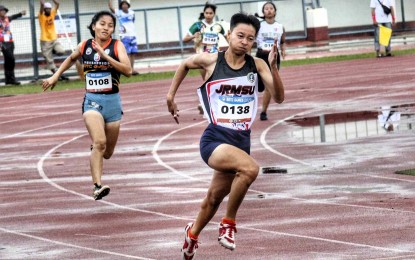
[{"left": 200, "top": 124, "right": 251, "bottom": 165}]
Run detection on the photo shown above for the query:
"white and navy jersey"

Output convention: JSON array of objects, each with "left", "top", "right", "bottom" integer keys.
[
  {"left": 256, "top": 20, "right": 284, "bottom": 51},
  {"left": 197, "top": 52, "right": 260, "bottom": 131},
  {"left": 80, "top": 38, "right": 121, "bottom": 94}
]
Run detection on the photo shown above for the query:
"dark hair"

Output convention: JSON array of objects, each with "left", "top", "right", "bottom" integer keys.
[
  {"left": 87, "top": 11, "right": 116, "bottom": 37},
  {"left": 254, "top": 1, "right": 277, "bottom": 20},
  {"left": 119, "top": 0, "right": 131, "bottom": 9},
  {"left": 198, "top": 2, "right": 217, "bottom": 20},
  {"left": 230, "top": 12, "right": 260, "bottom": 36}
]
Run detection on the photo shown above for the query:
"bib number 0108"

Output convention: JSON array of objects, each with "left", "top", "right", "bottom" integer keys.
[{"left": 88, "top": 78, "right": 110, "bottom": 86}]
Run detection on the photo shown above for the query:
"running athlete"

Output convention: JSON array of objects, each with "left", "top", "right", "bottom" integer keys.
[
  {"left": 183, "top": 2, "right": 227, "bottom": 115},
  {"left": 255, "top": 1, "right": 286, "bottom": 121},
  {"left": 108, "top": 0, "right": 140, "bottom": 75},
  {"left": 167, "top": 12, "right": 284, "bottom": 259},
  {"left": 42, "top": 11, "right": 132, "bottom": 200},
  {"left": 183, "top": 2, "right": 226, "bottom": 81}
]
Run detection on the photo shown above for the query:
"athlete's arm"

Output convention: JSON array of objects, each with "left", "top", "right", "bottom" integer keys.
[
  {"left": 167, "top": 53, "right": 217, "bottom": 123},
  {"left": 280, "top": 27, "right": 286, "bottom": 59},
  {"left": 255, "top": 40, "right": 284, "bottom": 103},
  {"left": 42, "top": 43, "right": 82, "bottom": 91},
  {"left": 92, "top": 39, "right": 132, "bottom": 77}
]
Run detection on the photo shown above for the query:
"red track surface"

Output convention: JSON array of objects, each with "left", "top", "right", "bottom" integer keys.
[{"left": 1, "top": 54, "right": 415, "bottom": 259}]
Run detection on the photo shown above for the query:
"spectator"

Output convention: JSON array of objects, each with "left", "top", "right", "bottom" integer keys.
[
  {"left": 370, "top": 0, "right": 396, "bottom": 58},
  {"left": 108, "top": 0, "right": 139, "bottom": 75},
  {"left": 0, "top": 5, "right": 26, "bottom": 85},
  {"left": 38, "top": 0, "right": 69, "bottom": 81},
  {"left": 255, "top": 1, "right": 286, "bottom": 121}
]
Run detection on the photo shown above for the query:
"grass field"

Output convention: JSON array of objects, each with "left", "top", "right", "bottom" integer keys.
[{"left": 1, "top": 48, "right": 414, "bottom": 96}]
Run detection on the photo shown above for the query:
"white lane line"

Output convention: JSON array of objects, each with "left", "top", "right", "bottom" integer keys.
[
  {"left": 240, "top": 226, "right": 414, "bottom": 254},
  {"left": 0, "top": 227, "right": 154, "bottom": 260},
  {"left": 0, "top": 119, "right": 81, "bottom": 140},
  {"left": 152, "top": 120, "right": 207, "bottom": 181}
]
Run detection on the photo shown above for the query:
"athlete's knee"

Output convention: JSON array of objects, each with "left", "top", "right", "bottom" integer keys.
[
  {"left": 239, "top": 163, "right": 259, "bottom": 184},
  {"left": 91, "top": 139, "right": 106, "bottom": 153}
]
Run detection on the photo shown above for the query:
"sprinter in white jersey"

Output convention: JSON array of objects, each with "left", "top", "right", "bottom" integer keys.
[
  {"left": 167, "top": 12, "right": 284, "bottom": 260},
  {"left": 255, "top": 1, "right": 286, "bottom": 121}
]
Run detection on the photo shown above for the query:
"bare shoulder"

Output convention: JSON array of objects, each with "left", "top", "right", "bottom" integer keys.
[{"left": 253, "top": 56, "right": 268, "bottom": 70}]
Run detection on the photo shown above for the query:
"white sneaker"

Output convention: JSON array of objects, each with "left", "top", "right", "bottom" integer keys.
[
  {"left": 181, "top": 223, "right": 199, "bottom": 260},
  {"left": 218, "top": 222, "right": 237, "bottom": 250}
]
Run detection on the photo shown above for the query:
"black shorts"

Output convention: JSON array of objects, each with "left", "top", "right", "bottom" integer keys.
[{"left": 200, "top": 124, "right": 251, "bottom": 165}]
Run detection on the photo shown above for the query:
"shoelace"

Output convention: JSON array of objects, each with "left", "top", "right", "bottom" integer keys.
[
  {"left": 226, "top": 225, "right": 237, "bottom": 238},
  {"left": 188, "top": 238, "right": 199, "bottom": 253},
  {"left": 221, "top": 224, "right": 237, "bottom": 238}
]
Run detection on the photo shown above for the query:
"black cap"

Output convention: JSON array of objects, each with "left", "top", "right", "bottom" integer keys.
[{"left": 0, "top": 5, "right": 9, "bottom": 12}]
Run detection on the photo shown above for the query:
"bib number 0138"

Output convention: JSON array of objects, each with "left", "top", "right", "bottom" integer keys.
[{"left": 221, "top": 105, "right": 250, "bottom": 114}]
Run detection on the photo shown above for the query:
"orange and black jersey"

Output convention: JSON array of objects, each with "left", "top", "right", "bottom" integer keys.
[{"left": 80, "top": 38, "right": 121, "bottom": 94}]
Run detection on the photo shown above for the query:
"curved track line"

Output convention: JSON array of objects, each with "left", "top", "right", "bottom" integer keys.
[
  {"left": 29, "top": 90, "right": 414, "bottom": 255},
  {"left": 0, "top": 227, "right": 154, "bottom": 260},
  {"left": 152, "top": 120, "right": 207, "bottom": 181}
]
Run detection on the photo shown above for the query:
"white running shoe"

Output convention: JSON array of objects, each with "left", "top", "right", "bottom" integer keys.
[
  {"left": 218, "top": 222, "right": 237, "bottom": 250},
  {"left": 181, "top": 223, "right": 199, "bottom": 260}
]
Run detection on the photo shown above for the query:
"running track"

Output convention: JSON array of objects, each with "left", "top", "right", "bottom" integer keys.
[{"left": 1, "top": 55, "right": 415, "bottom": 259}]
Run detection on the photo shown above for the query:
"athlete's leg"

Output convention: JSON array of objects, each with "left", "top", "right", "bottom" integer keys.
[
  {"left": 83, "top": 110, "right": 106, "bottom": 185},
  {"left": 103, "top": 120, "right": 121, "bottom": 159},
  {"left": 191, "top": 143, "right": 259, "bottom": 236},
  {"left": 191, "top": 169, "right": 234, "bottom": 236},
  {"left": 208, "top": 144, "right": 259, "bottom": 220},
  {"left": 261, "top": 89, "right": 271, "bottom": 115}
]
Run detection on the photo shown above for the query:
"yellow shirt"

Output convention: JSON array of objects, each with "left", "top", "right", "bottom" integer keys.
[{"left": 38, "top": 8, "right": 57, "bottom": 41}]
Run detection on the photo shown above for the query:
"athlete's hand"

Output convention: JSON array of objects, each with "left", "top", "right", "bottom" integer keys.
[
  {"left": 167, "top": 99, "right": 179, "bottom": 124},
  {"left": 268, "top": 40, "right": 279, "bottom": 67},
  {"left": 268, "top": 38, "right": 279, "bottom": 68},
  {"left": 91, "top": 40, "right": 106, "bottom": 57},
  {"left": 42, "top": 76, "right": 58, "bottom": 91}
]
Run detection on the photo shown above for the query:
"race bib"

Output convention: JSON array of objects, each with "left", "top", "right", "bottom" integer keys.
[
  {"left": 202, "top": 32, "right": 219, "bottom": 45},
  {"left": 86, "top": 72, "right": 112, "bottom": 92},
  {"left": 216, "top": 96, "right": 254, "bottom": 124},
  {"left": 260, "top": 38, "right": 274, "bottom": 51}
]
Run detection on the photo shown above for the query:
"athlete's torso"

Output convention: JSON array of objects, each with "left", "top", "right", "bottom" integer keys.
[
  {"left": 197, "top": 52, "right": 259, "bottom": 131},
  {"left": 81, "top": 38, "right": 121, "bottom": 94},
  {"left": 189, "top": 20, "right": 224, "bottom": 53},
  {"left": 256, "top": 20, "right": 284, "bottom": 51}
]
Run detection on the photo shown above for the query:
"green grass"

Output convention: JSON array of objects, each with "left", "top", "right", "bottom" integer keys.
[
  {"left": 395, "top": 169, "right": 415, "bottom": 176},
  {"left": 1, "top": 48, "right": 414, "bottom": 96}
]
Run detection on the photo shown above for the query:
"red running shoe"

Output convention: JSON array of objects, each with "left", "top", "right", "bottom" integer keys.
[
  {"left": 181, "top": 223, "right": 199, "bottom": 260},
  {"left": 218, "top": 222, "right": 237, "bottom": 250}
]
